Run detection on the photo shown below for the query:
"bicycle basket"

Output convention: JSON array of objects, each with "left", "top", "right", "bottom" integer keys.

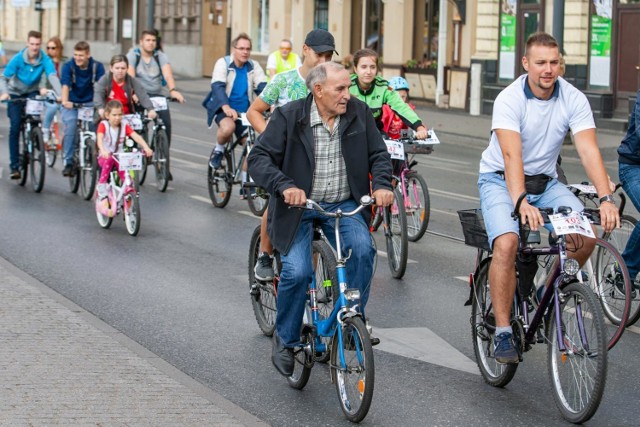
[
  {"left": 457, "top": 209, "right": 490, "bottom": 251},
  {"left": 402, "top": 142, "right": 433, "bottom": 155}
]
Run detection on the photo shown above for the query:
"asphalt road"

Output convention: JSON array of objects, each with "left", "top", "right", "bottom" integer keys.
[{"left": 1, "top": 98, "right": 639, "bottom": 426}]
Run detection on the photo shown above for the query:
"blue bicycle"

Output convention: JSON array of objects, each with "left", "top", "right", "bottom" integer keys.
[{"left": 286, "top": 196, "right": 375, "bottom": 423}]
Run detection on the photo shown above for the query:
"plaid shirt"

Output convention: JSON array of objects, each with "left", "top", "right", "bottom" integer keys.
[{"left": 308, "top": 101, "right": 351, "bottom": 203}]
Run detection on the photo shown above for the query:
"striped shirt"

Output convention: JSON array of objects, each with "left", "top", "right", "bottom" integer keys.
[{"left": 308, "top": 101, "right": 351, "bottom": 203}]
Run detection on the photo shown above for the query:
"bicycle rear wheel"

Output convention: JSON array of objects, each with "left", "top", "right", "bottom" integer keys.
[
  {"left": 80, "top": 139, "right": 98, "bottom": 200},
  {"left": 311, "top": 239, "right": 338, "bottom": 363},
  {"left": 248, "top": 225, "right": 278, "bottom": 336},
  {"left": 137, "top": 128, "right": 149, "bottom": 185},
  {"left": 384, "top": 187, "right": 408, "bottom": 279},
  {"left": 246, "top": 181, "right": 268, "bottom": 216},
  {"left": 330, "top": 316, "right": 374, "bottom": 423},
  {"left": 45, "top": 143, "right": 57, "bottom": 168},
  {"left": 123, "top": 192, "right": 141, "bottom": 236},
  {"left": 29, "top": 127, "right": 45, "bottom": 193},
  {"left": 207, "top": 151, "right": 232, "bottom": 208},
  {"left": 471, "top": 259, "right": 518, "bottom": 387},
  {"left": 18, "top": 149, "right": 28, "bottom": 187},
  {"left": 601, "top": 214, "right": 637, "bottom": 253},
  {"left": 286, "top": 333, "right": 313, "bottom": 390},
  {"left": 404, "top": 171, "right": 430, "bottom": 242},
  {"left": 154, "top": 129, "right": 170, "bottom": 192},
  {"left": 547, "top": 282, "right": 607, "bottom": 424}
]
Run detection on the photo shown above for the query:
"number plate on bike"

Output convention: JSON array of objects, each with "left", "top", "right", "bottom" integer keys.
[
  {"left": 78, "top": 107, "right": 94, "bottom": 122},
  {"left": 549, "top": 211, "right": 595, "bottom": 238},
  {"left": 384, "top": 139, "right": 405, "bottom": 160},
  {"left": 150, "top": 97, "right": 168, "bottom": 111},
  {"left": 123, "top": 114, "right": 143, "bottom": 130},
  {"left": 422, "top": 129, "right": 440, "bottom": 145},
  {"left": 239, "top": 113, "right": 251, "bottom": 127},
  {"left": 25, "top": 99, "right": 44, "bottom": 116},
  {"left": 118, "top": 152, "right": 143, "bottom": 171}
]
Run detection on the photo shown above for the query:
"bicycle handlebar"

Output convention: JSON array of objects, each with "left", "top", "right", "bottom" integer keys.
[
  {"left": 512, "top": 195, "right": 601, "bottom": 226},
  {"left": 292, "top": 196, "right": 375, "bottom": 218}
]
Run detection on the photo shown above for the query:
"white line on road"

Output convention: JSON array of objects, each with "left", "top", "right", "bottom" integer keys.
[
  {"left": 171, "top": 147, "right": 209, "bottom": 159},
  {"left": 376, "top": 250, "right": 418, "bottom": 264},
  {"left": 455, "top": 276, "right": 469, "bottom": 282},
  {"left": 430, "top": 188, "right": 479, "bottom": 202},
  {"left": 190, "top": 195, "right": 211, "bottom": 204},
  {"left": 374, "top": 327, "right": 479, "bottom": 375},
  {"left": 419, "top": 156, "right": 472, "bottom": 166},
  {"left": 432, "top": 208, "right": 459, "bottom": 217}
]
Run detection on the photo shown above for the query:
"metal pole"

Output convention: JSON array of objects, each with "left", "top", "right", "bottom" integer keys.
[
  {"left": 552, "top": 0, "right": 565, "bottom": 54},
  {"left": 435, "top": 0, "right": 448, "bottom": 107},
  {"left": 147, "top": 0, "right": 155, "bottom": 31}
]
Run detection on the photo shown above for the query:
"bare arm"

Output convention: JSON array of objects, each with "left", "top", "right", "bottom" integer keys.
[
  {"left": 129, "top": 130, "right": 153, "bottom": 156},
  {"left": 161, "top": 63, "right": 185, "bottom": 103},
  {"left": 495, "top": 128, "right": 545, "bottom": 229},
  {"left": 246, "top": 97, "right": 271, "bottom": 133},
  {"left": 61, "top": 85, "right": 72, "bottom": 108}
]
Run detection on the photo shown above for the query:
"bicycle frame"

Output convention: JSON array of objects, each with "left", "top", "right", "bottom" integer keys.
[{"left": 108, "top": 156, "right": 138, "bottom": 207}]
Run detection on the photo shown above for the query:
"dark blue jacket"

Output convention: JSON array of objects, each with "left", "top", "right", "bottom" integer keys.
[
  {"left": 619, "top": 90, "right": 640, "bottom": 165},
  {"left": 247, "top": 94, "right": 392, "bottom": 254}
]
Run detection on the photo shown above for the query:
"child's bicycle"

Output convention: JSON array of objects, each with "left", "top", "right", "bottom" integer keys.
[
  {"left": 95, "top": 148, "right": 143, "bottom": 236},
  {"left": 285, "top": 196, "right": 376, "bottom": 423}
]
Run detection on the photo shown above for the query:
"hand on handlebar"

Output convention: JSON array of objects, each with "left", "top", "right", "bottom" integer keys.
[
  {"left": 518, "top": 199, "right": 545, "bottom": 231},
  {"left": 223, "top": 106, "right": 238, "bottom": 121},
  {"left": 415, "top": 127, "right": 428, "bottom": 140},
  {"left": 599, "top": 201, "right": 620, "bottom": 233},
  {"left": 372, "top": 188, "right": 394, "bottom": 207},
  {"left": 282, "top": 187, "right": 307, "bottom": 206},
  {"left": 147, "top": 110, "right": 157, "bottom": 120},
  {"left": 62, "top": 101, "right": 73, "bottom": 109},
  {"left": 0, "top": 93, "right": 9, "bottom": 101},
  {"left": 143, "top": 147, "right": 154, "bottom": 157}
]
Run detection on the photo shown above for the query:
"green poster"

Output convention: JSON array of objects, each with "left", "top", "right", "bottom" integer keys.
[
  {"left": 590, "top": 15, "right": 611, "bottom": 57},
  {"left": 500, "top": 13, "right": 516, "bottom": 53}
]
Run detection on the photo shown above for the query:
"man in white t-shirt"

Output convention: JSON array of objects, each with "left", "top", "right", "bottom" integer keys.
[{"left": 477, "top": 32, "right": 619, "bottom": 364}]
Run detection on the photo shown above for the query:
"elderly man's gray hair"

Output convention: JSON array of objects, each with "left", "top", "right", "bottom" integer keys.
[{"left": 305, "top": 62, "right": 345, "bottom": 92}]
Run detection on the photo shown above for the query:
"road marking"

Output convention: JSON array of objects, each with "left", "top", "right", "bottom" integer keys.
[
  {"left": 171, "top": 147, "right": 209, "bottom": 159},
  {"left": 455, "top": 276, "right": 469, "bottom": 282},
  {"left": 376, "top": 250, "right": 418, "bottom": 264},
  {"left": 171, "top": 157, "right": 204, "bottom": 168},
  {"left": 419, "top": 156, "right": 471, "bottom": 166},
  {"left": 432, "top": 208, "right": 459, "bottom": 217},
  {"left": 374, "top": 327, "right": 479, "bottom": 375},
  {"left": 628, "top": 324, "right": 640, "bottom": 335},
  {"left": 190, "top": 195, "right": 211, "bottom": 204},
  {"left": 238, "top": 210, "right": 261, "bottom": 219},
  {"left": 430, "top": 188, "right": 479, "bottom": 202}
]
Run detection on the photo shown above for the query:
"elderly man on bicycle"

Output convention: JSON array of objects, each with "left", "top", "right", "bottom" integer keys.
[
  {"left": 248, "top": 62, "right": 394, "bottom": 377},
  {"left": 478, "top": 32, "right": 619, "bottom": 364}
]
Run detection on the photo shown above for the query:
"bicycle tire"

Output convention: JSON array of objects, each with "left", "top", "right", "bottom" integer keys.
[
  {"left": 124, "top": 193, "right": 141, "bottom": 236},
  {"left": 384, "top": 187, "right": 408, "bottom": 279},
  {"left": 404, "top": 171, "right": 430, "bottom": 242},
  {"left": 370, "top": 208, "right": 383, "bottom": 231},
  {"left": 45, "top": 144, "right": 57, "bottom": 168},
  {"left": 207, "top": 151, "right": 232, "bottom": 208},
  {"left": 587, "top": 239, "right": 633, "bottom": 347},
  {"left": 248, "top": 225, "right": 278, "bottom": 336},
  {"left": 246, "top": 182, "right": 268, "bottom": 217},
  {"left": 29, "top": 127, "right": 46, "bottom": 193},
  {"left": 95, "top": 198, "right": 113, "bottom": 229},
  {"left": 154, "top": 129, "right": 170, "bottom": 192},
  {"left": 286, "top": 334, "right": 313, "bottom": 390},
  {"left": 311, "top": 239, "right": 338, "bottom": 363},
  {"left": 138, "top": 128, "right": 149, "bottom": 185},
  {"left": 80, "top": 139, "right": 98, "bottom": 200},
  {"left": 330, "top": 316, "right": 374, "bottom": 423},
  {"left": 471, "top": 259, "right": 518, "bottom": 387},
  {"left": 547, "top": 281, "right": 607, "bottom": 424}
]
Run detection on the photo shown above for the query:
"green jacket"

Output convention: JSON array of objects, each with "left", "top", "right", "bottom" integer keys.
[{"left": 349, "top": 74, "right": 423, "bottom": 131}]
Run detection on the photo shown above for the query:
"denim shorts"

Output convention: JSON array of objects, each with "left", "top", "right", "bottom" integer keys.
[
  {"left": 478, "top": 172, "right": 584, "bottom": 248},
  {"left": 214, "top": 112, "right": 247, "bottom": 140}
]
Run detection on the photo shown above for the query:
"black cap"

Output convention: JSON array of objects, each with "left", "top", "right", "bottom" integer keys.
[{"left": 304, "top": 29, "right": 338, "bottom": 55}]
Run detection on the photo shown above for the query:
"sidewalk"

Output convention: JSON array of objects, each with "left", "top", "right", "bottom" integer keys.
[
  {"left": 176, "top": 76, "right": 624, "bottom": 152},
  {"left": 0, "top": 256, "right": 267, "bottom": 426}
]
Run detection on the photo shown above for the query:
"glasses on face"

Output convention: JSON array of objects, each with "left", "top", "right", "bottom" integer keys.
[
  {"left": 47, "top": 46, "right": 57, "bottom": 50},
  {"left": 280, "top": 47, "right": 291, "bottom": 51},
  {"left": 235, "top": 47, "right": 251, "bottom": 51}
]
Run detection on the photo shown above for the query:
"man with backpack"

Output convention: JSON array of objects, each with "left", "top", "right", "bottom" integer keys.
[
  {"left": 59, "top": 41, "right": 105, "bottom": 177},
  {"left": 127, "top": 29, "right": 184, "bottom": 179},
  {"left": 204, "top": 32, "right": 267, "bottom": 170}
]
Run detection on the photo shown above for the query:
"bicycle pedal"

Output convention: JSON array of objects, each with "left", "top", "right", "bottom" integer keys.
[{"left": 249, "top": 284, "right": 260, "bottom": 296}]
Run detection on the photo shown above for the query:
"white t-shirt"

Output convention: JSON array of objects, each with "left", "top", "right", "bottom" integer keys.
[{"left": 479, "top": 75, "right": 595, "bottom": 178}]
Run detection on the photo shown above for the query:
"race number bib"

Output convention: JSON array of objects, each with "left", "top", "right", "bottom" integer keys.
[
  {"left": 568, "top": 183, "right": 597, "bottom": 195},
  {"left": 239, "top": 113, "right": 251, "bottom": 127},
  {"left": 384, "top": 139, "right": 405, "bottom": 161},
  {"left": 78, "top": 107, "right": 94, "bottom": 122},
  {"left": 549, "top": 211, "right": 595, "bottom": 238},
  {"left": 150, "top": 96, "right": 168, "bottom": 111},
  {"left": 118, "top": 152, "right": 143, "bottom": 171},
  {"left": 123, "top": 114, "right": 143, "bottom": 130},
  {"left": 421, "top": 129, "right": 441, "bottom": 145},
  {"left": 25, "top": 99, "right": 44, "bottom": 116}
]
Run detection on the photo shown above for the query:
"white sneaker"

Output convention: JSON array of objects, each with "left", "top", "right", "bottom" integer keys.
[{"left": 42, "top": 129, "right": 50, "bottom": 143}]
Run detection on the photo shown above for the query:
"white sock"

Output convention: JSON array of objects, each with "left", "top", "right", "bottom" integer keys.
[
  {"left": 495, "top": 326, "right": 512, "bottom": 336},
  {"left": 241, "top": 171, "right": 247, "bottom": 183},
  {"left": 215, "top": 143, "right": 226, "bottom": 153}
]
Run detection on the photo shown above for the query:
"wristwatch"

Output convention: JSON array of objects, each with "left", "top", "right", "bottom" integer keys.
[{"left": 599, "top": 194, "right": 616, "bottom": 205}]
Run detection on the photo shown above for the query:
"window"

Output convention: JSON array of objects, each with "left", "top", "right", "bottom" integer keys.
[
  {"left": 251, "top": 0, "right": 269, "bottom": 52},
  {"left": 315, "top": 0, "right": 328, "bottom": 30}
]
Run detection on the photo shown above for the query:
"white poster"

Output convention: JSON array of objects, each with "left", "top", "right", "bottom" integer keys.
[{"left": 10, "top": 0, "right": 30, "bottom": 7}]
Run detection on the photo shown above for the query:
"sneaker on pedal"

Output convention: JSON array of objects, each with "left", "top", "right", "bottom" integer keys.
[
  {"left": 62, "top": 164, "right": 74, "bottom": 177},
  {"left": 254, "top": 252, "right": 274, "bottom": 281},
  {"left": 10, "top": 169, "right": 20, "bottom": 180},
  {"left": 209, "top": 151, "right": 223, "bottom": 169},
  {"left": 42, "top": 129, "right": 50, "bottom": 143},
  {"left": 494, "top": 332, "right": 519, "bottom": 364}
]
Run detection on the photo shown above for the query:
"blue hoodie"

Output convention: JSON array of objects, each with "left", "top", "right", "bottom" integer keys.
[
  {"left": 618, "top": 90, "right": 640, "bottom": 165},
  {"left": 0, "top": 47, "right": 61, "bottom": 96}
]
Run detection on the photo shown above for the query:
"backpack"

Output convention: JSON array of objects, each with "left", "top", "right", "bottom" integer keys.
[
  {"left": 71, "top": 61, "right": 98, "bottom": 86},
  {"left": 134, "top": 47, "right": 166, "bottom": 86}
]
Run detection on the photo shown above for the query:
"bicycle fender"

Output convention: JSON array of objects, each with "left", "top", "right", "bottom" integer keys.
[{"left": 464, "top": 257, "right": 492, "bottom": 306}]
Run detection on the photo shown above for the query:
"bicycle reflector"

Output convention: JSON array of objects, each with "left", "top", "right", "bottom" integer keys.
[
  {"left": 344, "top": 289, "right": 361, "bottom": 301},
  {"left": 563, "top": 258, "right": 580, "bottom": 276}
]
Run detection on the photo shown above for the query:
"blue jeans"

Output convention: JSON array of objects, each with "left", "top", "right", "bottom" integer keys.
[
  {"left": 619, "top": 163, "right": 640, "bottom": 280},
  {"left": 61, "top": 107, "right": 78, "bottom": 166},
  {"left": 6, "top": 93, "right": 38, "bottom": 170},
  {"left": 276, "top": 199, "right": 376, "bottom": 347},
  {"left": 43, "top": 101, "right": 59, "bottom": 133}
]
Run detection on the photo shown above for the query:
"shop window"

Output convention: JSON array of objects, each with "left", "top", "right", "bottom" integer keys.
[
  {"left": 365, "top": 0, "right": 383, "bottom": 54},
  {"left": 422, "top": 0, "right": 439, "bottom": 67},
  {"left": 251, "top": 0, "right": 269, "bottom": 52},
  {"left": 315, "top": 0, "right": 328, "bottom": 30}
]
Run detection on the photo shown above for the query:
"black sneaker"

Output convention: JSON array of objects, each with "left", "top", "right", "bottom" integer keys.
[
  {"left": 254, "top": 252, "right": 274, "bottom": 282},
  {"left": 62, "top": 164, "right": 74, "bottom": 177},
  {"left": 10, "top": 169, "right": 20, "bottom": 180},
  {"left": 494, "top": 332, "right": 519, "bottom": 364}
]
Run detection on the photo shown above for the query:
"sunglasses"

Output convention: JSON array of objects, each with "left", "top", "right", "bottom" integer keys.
[{"left": 46, "top": 46, "right": 57, "bottom": 50}]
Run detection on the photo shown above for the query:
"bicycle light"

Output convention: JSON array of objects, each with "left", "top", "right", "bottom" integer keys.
[
  {"left": 563, "top": 258, "right": 580, "bottom": 276},
  {"left": 344, "top": 289, "right": 361, "bottom": 301}
]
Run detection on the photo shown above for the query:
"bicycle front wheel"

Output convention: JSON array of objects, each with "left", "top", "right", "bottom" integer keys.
[
  {"left": 471, "top": 259, "right": 518, "bottom": 387},
  {"left": 248, "top": 225, "right": 277, "bottom": 336},
  {"left": 80, "top": 139, "right": 98, "bottom": 200},
  {"left": 548, "top": 282, "right": 607, "bottom": 424},
  {"left": 311, "top": 239, "right": 338, "bottom": 363},
  {"left": 246, "top": 182, "right": 268, "bottom": 216},
  {"left": 154, "top": 129, "right": 170, "bottom": 192},
  {"left": 207, "top": 151, "right": 232, "bottom": 208},
  {"left": 29, "top": 127, "right": 46, "bottom": 193},
  {"left": 404, "top": 171, "right": 430, "bottom": 242},
  {"left": 45, "top": 143, "right": 57, "bottom": 167},
  {"left": 384, "top": 187, "right": 408, "bottom": 279},
  {"left": 330, "top": 316, "right": 374, "bottom": 423},
  {"left": 123, "top": 193, "right": 141, "bottom": 236},
  {"left": 601, "top": 214, "right": 637, "bottom": 253}
]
